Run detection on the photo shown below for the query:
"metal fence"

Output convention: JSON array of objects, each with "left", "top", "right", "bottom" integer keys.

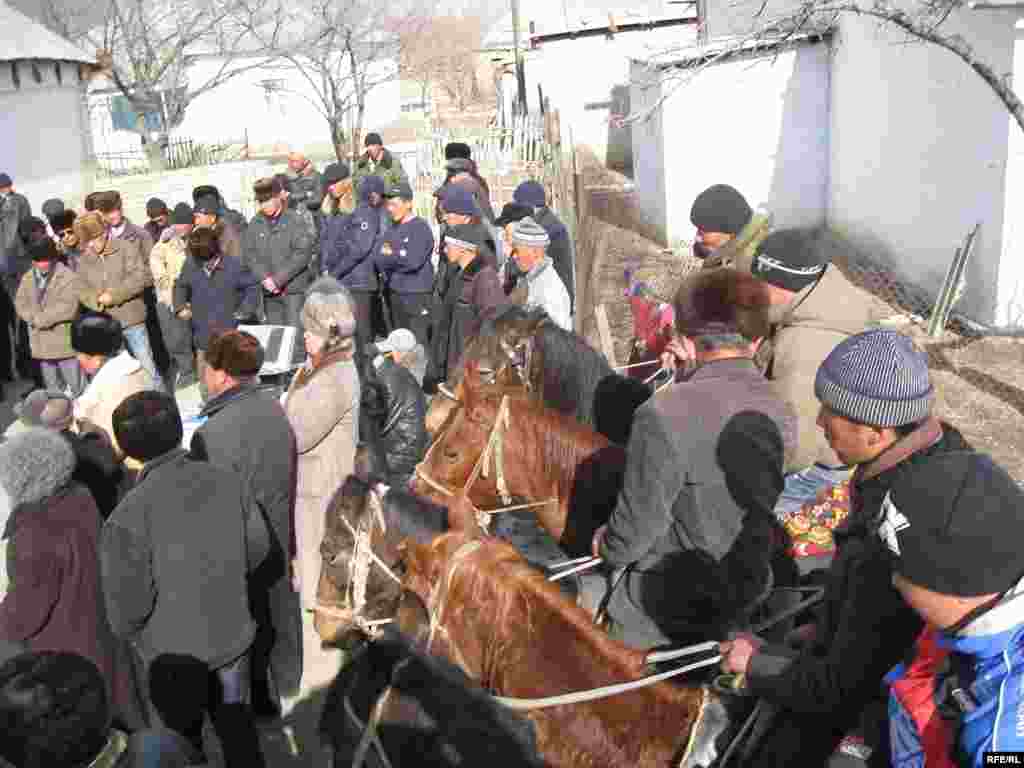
[{"left": 93, "top": 136, "right": 249, "bottom": 179}]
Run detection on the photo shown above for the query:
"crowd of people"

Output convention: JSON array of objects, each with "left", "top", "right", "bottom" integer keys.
[{"left": 0, "top": 130, "right": 1019, "bottom": 768}]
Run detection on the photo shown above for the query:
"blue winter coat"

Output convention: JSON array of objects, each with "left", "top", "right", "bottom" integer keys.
[
  {"left": 374, "top": 216, "right": 435, "bottom": 295},
  {"left": 888, "top": 583, "right": 1024, "bottom": 768},
  {"left": 173, "top": 254, "right": 260, "bottom": 350},
  {"left": 320, "top": 188, "right": 386, "bottom": 291}
]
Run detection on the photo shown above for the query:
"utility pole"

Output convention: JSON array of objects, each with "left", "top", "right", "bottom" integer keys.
[{"left": 510, "top": 0, "right": 527, "bottom": 113}]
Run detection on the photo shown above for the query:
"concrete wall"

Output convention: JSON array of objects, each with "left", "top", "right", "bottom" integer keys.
[
  {"left": 630, "top": 60, "right": 668, "bottom": 243},
  {"left": 0, "top": 60, "right": 92, "bottom": 211},
  {"left": 996, "top": 22, "right": 1024, "bottom": 326},
  {"left": 828, "top": 11, "right": 1015, "bottom": 323},
  {"left": 632, "top": 40, "right": 831, "bottom": 246}
]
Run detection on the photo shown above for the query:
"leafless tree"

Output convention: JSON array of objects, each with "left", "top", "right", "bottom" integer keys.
[{"left": 400, "top": 15, "right": 484, "bottom": 113}]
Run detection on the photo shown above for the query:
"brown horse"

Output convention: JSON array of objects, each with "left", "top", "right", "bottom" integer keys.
[
  {"left": 414, "top": 366, "right": 627, "bottom": 557},
  {"left": 399, "top": 531, "right": 732, "bottom": 768}
]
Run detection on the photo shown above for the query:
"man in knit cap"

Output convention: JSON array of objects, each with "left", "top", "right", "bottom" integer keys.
[
  {"left": 151, "top": 203, "right": 196, "bottom": 389},
  {"left": 720, "top": 328, "right": 960, "bottom": 766},
  {"left": 352, "top": 132, "right": 407, "bottom": 192},
  {"left": 144, "top": 198, "right": 170, "bottom": 242},
  {"left": 509, "top": 216, "right": 571, "bottom": 331},
  {"left": 590, "top": 268, "right": 797, "bottom": 649},
  {"left": 688, "top": 183, "right": 770, "bottom": 269},
  {"left": 512, "top": 180, "right": 573, "bottom": 312}
]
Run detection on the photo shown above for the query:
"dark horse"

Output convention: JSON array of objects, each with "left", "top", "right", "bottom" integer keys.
[
  {"left": 426, "top": 306, "right": 652, "bottom": 445},
  {"left": 414, "top": 366, "right": 627, "bottom": 557}
]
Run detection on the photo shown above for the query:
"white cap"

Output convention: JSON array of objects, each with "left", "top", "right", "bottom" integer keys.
[{"left": 376, "top": 328, "right": 417, "bottom": 355}]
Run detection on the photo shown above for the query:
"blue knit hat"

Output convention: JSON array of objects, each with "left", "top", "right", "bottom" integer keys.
[
  {"left": 513, "top": 180, "right": 546, "bottom": 208},
  {"left": 814, "top": 329, "right": 933, "bottom": 427}
]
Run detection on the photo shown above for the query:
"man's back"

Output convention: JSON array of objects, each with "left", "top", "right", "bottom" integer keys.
[{"left": 102, "top": 450, "right": 256, "bottom": 667}]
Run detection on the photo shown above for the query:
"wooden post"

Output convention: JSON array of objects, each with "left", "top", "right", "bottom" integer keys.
[{"left": 595, "top": 304, "right": 616, "bottom": 367}]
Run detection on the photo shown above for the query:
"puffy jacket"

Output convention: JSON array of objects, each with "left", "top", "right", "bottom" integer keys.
[
  {"left": 374, "top": 216, "right": 434, "bottom": 294},
  {"left": 0, "top": 191, "right": 32, "bottom": 276},
  {"left": 242, "top": 209, "right": 313, "bottom": 295},
  {"left": 321, "top": 184, "right": 385, "bottom": 290},
  {"left": 533, "top": 207, "right": 574, "bottom": 312},
  {"left": 372, "top": 350, "right": 428, "bottom": 484},
  {"left": 352, "top": 148, "right": 407, "bottom": 191}
]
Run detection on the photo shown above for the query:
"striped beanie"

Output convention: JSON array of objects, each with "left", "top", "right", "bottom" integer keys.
[
  {"left": 814, "top": 329, "right": 933, "bottom": 427},
  {"left": 511, "top": 217, "right": 550, "bottom": 248}
]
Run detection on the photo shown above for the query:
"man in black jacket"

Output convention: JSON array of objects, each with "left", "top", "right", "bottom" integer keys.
[
  {"left": 720, "top": 329, "right": 940, "bottom": 766},
  {"left": 191, "top": 329, "right": 301, "bottom": 719},
  {"left": 102, "top": 391, "right": 269, "bottom": 768},
  {"left": 242, "top": 177, "right": 313, "bottom": 342},
  {"left": 368, "top": 328, "right": 427, "bottom": 487}
]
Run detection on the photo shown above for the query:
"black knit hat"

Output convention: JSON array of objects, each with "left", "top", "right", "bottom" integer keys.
[
  {"left": 146, "top": 197, "right": 169, "bottom": 218},
  {"left": 71, "top": 312, "right": 123, "bottom": 357},
  {"left": 751, "top": 229, "right": 829, "bottom": 293},
  {"left": 884, "top": 451, "right": 1024, "bottom": 597},
  {"left": 445, "top": 142, "right": 472, "bottom": 161},
  {"left": 365, "top": 132, "right": 383, "bottom": 147},
  {"left": 322, "top": 162, "right": 351, "bottom": 187},
  {"left": 494, "top": 202, "right": 533, "bottom": 228},
  {"left": 689, "top": 184, "right": 753, "bottom": 236},
  {"left": 171, "top": 202, "right": 193, "bottom": 225}
]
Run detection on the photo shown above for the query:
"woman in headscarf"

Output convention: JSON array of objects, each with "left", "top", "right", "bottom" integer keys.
[{"left": 282, "top": 277, "right": 359, "bottom": 700}]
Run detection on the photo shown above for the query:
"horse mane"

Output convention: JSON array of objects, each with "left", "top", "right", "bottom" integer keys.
[{"left": 532, "top": 321, "right": 613, "bottom": 426}]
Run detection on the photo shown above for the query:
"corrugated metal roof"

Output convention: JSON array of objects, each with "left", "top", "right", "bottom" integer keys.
[{"left": 0, "top": 0, "right": 95, "bottom": 64}]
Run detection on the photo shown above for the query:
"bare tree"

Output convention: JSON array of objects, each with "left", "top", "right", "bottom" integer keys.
[
  {"left": 400, "top": 15, "right": 484, "bottom": 114},
  {"left": 239, "top": 0, "right": 410, "bottom": 162}
]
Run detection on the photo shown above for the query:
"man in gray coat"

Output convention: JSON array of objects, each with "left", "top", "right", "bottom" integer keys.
[
  {"left": 0, "top": 173, "right": 32, "bottom": 388},
  {"left": 102, "top": 391, "right": 269, "bottom": 768},
  {"left": 590, "top": 269, "right": 798, "bottom": 649},
  {"left": 190, "top": 329, "right": 301, "bottom": 717}
]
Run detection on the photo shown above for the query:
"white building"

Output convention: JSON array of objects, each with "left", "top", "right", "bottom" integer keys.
[
  {"left": 633, "top": 8, "right": 1024, "bottom": 326},
  {"left": 0, "top": 0, "right": 95, "bottom": 209}
]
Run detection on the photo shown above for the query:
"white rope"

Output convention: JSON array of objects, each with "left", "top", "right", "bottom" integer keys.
[
  {"left": 331, "top": 515, "right": 403, "bottom": 585},
  {"left": 655, "top": 376, "right": 675, "bottom": 395},
  {"left": 546, "top": 555, "right": 600, "bottom": 569},
  {"left": 491, "top": 655, "right": 722, "bottom": 711},
  {"left": 645, "top": 641, "right": 719, "bottom": 665},
  {"left": 643, "top": 367, "right": 668, "bottom": 385},
  {"left": 547, "top": 558, "right": 603, "bottom": 582},
  {"left": 612, "top": 359, "right": 661, "bottom": 372}
]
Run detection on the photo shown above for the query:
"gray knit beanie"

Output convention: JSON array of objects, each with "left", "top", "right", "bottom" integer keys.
[
  {"left": 511, "top": 217, "right": 550, "bottom": 248},
  {"left": 814, "top": 329, "right": 933, "bottom": 427}
]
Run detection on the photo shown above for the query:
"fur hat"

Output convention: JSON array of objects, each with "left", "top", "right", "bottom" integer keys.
[
  {"left": 41, "top": 198, "right": 65, "bottom": 222},
  {"left": 171, "top": 203, "right": 193, "bottom": 225},
  {"left": 14, "top": 389, "right": 74, "bottom": 431},
  {"left": 364, "top": 132, "right": 383, "bottom": 147},
  {"left": 71, "top": 311, "right": 123, "bottom": 357},
  {"left": 206, "top": 329, "right": 265, "bottom": 377},
  {"left": 0, "top": 428, "right": 76, "bottom": 508},
  {"left": 146, "top": 197, "right": 169, "bottom": 218},
  {"left": 0, "top": 652, "right": 111, "bottom": 768},
  {"left": 689, "top": 184, "right": 753, "bottom": 236},
  {"left": 673, "top": 268, "right": 771, "bottom": 340},
  {"left": 302, "top": 277, "right": 356, "bottom": 340},
  {"left": 322, "top": 162, "right": 351, "bottom": 187},
  {"left": 445, "top": 142, "right": 472, "bottom": 161},
  {"left": 188, "top": 227, "right": 220, "bottom": 262},
  {"left": 73, "top": 212, "right": 107, "bottom": 244},
  {"left": 513, "top": 180, "right": 546, "bottom": 209},
  {"left": 253, "top": 177, "right": 283, "bottom": 204},
  {"left": 91, "top": 190, "right": 122, "bottom": 213},
  {"left": 193, "top": 194, "right": 219, "bottom": 216},
  {"left": 50, "top": 209, "right": 77, "bottom": 233}
]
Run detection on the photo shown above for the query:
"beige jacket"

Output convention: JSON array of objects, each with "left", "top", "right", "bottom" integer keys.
[
  {"left": 74, "top": 350, "right": 154, "bottom": 460},
  {"left": 767, "top": 266, "right": 877, "bottom": 471},
  {"left": 78, "top": 239, "right": 149, "bottom": 328},
  {"left": 284, "top": 350, "right": 360, "bottom": 609},
  {"left": 15, "top": 263, "right": 79, "bottom": 359},
  {"left": 149, "top": 233, "right": 189, "bottom": 307}
]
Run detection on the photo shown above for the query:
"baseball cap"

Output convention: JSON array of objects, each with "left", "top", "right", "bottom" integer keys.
[
  {"left": 384, "top": 181, "right": 414, "bottom": 201},
  {"left": 376, "top": 328, "right": 417, "bottom": 355},
  {"left": 14, "top": 390, "right": 74, "bottom": 431}
]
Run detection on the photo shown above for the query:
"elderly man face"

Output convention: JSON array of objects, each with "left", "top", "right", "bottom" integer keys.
[{"left": 512, "top": 243, "right": 545, "bottom": 273}]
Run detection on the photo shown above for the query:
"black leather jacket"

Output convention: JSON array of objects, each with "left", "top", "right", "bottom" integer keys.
[{"left": 371, "top": 351, "right": 428, "bottom": 484}]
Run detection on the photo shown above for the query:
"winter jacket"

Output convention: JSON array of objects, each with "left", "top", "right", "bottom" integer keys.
[
  {"left": 762, "top": 265, "right": 877, "bottom": 470},
  {"left": 149, "top": 230, "right": 189, "bottom": 307},
  {"left": 15, "top": 264, "right": 79, "bottom": 359},
  {"left": 428, "top": 256, "right": 505, "bottom": 383},
  {"left": 600, "top": 359, "right": 797, "bottom": 644},
  {"left": 744, "top": 421, "right": 960, "bottom": 764},
  {"left": 78, "top": 237, "right": 150, "bottom": 328},
  {"left": 242, "top": 209, "right": 313, "bottom": 295},
  {"left": 375, "top": 216, "right": 435, "bottom": 295},
  {"left": 321, "top": 186, "right": 385, "bottom": 290},
  {"left": 284, "top": 350, "right": 360, "bottom": 609},
  {"left": 352, "top": 148, "right": 408, "bottom": 191},
  {"left": 143, "top": 219, "right": 168, "bottom": 243},
  {"left": 101, "top": 448, "right": 269, "bottom": 669},
  {"left": 191, "top": 383, "right": 301, "bottom": 698},
  {"left": 0, "top": 434, "right": 140, "bottom": 727},
  {"left": 0, "top": 191, "right": 31, "bottom": 277},
  {"left": 62, "top": 430, "right": 124, "bottom": 521},
  {"left": 173, "top": 254, "right": 260, "bottom": 350},
  {"left": 523, "top": 257, "right": 571, "bottom": 331},
  {"left": 372, "top": 351, "right": 428, "bottom": 485},
  {"left": 73, "top": 350, "right": 154, "bottom": 460},
  {"left": 111, "top": 220, "right": 155, "bottom": 287},
  {"left": 533, "top": 207, "right": 574, "bottom": 312},
  {"left": 288, "top": 167, "right": 324, "bottom": 213}
]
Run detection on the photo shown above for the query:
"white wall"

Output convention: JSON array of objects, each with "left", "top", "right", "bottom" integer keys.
[
  {"left": 828, "top": 11, "right": 1015, "bottom": 323},
  {"left": 630, "top": 59, "right": 668, "bottom": 242},
  {"left": 632, "top": 40, "right": 831, "bottom": 246},
  {"left": 997, "top": 22, "right": 1024, "bottom": 327},
  {"left": 0, "top": 60, "right": 92, "bottom": 211}
]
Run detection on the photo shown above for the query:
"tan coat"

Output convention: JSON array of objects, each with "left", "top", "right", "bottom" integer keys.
[
  {"left": 74, "top": 350, "right": 154, "bottom": 460},
  {"left": 78, "top": 239, "right": 149, "bottom": 329},
  {"left": 149, "top": 234, "right": 189, "bottom": 308},
  {"left": 284, "top": 350, "right": 360, "bottom": 610},
  {"left": 14, "top": 264, "right": 79, "bottom": 359},
  {"left": 768, "top": 266, "right": 877, "bottom": 470}
]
